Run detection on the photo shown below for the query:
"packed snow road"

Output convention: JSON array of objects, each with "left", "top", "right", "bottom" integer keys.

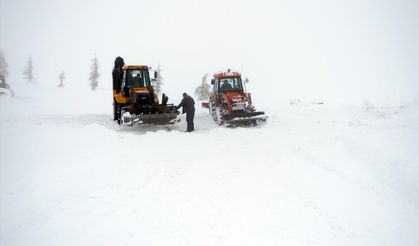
[{"left": 1, "top": 84, "right": 418, "bottom": 246}]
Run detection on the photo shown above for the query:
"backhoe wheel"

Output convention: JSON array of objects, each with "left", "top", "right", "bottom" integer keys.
[
  {"left": 117, "top": 107, "right": 122, "bottom": 125},
  {"left": 113, "top": 101, "right": 122, "bottom": 125},
  {"left": 113, "top": 102, "right": 118, "bottom": 121}
]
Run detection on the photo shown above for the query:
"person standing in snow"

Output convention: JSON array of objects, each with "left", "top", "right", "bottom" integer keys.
[{"left": 177, "top": 92, "right": 195, "bottom": 132}]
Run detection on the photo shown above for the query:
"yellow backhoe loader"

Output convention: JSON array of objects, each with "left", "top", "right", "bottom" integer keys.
[{"left": 112, "top": 57, "right": 179, "bottom": 125}]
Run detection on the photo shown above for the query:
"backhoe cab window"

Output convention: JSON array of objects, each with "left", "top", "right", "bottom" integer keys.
[
  {"left": 219, "top": 77, "right": 243, "bottom": 92},
  {"left": 124, "top": 69, "right": 150, "bottom": 88}
]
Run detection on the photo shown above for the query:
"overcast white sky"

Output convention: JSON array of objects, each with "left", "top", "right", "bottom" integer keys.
[{"left": 0, "top": 0, "right": 418, "bottom": 105}]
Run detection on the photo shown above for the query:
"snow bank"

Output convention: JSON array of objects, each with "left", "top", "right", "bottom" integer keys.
[{"left": 1, "top": 84, "right": 418, "bottom": 246}]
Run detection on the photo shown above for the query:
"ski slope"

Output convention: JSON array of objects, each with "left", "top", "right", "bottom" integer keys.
[{"left": 1, "top": 84, "right": 418, "bottom": 246}]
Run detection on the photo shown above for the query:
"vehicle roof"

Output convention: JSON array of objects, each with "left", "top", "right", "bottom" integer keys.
[
  {"left": 122, "top": 65, "right": 149, "bottom": 70},
  {"left": 213, "top": 69, "right": 241, "bottom": 79}
]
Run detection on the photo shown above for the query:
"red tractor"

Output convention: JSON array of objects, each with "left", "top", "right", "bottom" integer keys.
[{"left": 204, "top": 69, "right": 266, "bottom": 126}]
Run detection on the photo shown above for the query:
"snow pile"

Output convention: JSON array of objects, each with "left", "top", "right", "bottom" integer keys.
[{"left": 0, "top": 84, "right": 418, "bottom": 246}]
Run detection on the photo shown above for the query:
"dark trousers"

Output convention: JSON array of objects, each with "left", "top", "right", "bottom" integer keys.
[{"left": 186, "top": 111, "right": 195, "bottom": 132}]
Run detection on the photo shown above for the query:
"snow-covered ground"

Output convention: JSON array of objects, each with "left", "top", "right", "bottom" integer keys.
[{"left": 1, "top": 83, "right": 418, "bottom": 246}]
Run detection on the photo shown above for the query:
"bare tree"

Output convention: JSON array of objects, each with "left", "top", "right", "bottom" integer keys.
[
  {"left": 58, "top": 72, "right": 66, "bottom": 88},
  {"left": 23, "top": 57, "right": 34, "bottom": 83},
  {"left": 89, "top": 54, "right": 100, "bottom": 90},
  {"left": 194, "top": 73, "right": 211, "bottom": 101},
  {"left": 0, "top": 51, "right": 8, "bottom": 78}
]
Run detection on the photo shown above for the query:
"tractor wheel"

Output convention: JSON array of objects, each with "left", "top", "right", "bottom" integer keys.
[
  {"left": 215, "top": 107, "right": 223, "bottom": 126},
  {"left": 208, "top": 100, "right": 212, "bottom": 115},
  {"left": 209, "top": 101, "right": 215, "bottom": 120}
]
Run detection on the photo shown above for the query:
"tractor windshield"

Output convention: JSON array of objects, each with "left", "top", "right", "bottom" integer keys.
[
  {"left": 219, "top": 77, "right": 243, "bottom": 92},
  {"left": 125, "top": 69, "right": 150, "bottom": 87}
]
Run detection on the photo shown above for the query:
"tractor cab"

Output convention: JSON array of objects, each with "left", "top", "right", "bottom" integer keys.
[
  {"left": 212, "top": 70, "right": 244, "bottom": 92},
  {"left": 217, "top": 77, "right": 244, "bottom": 92},
  {"left": 211, "top": 70, "right": 245, "bottom": 104}
]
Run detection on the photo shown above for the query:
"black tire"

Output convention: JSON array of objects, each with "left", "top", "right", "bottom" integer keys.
[
  {"left": 117, "top": 106, "right": 122, "bottom": 125},
  {"left": 113, "top": 101, "right": 118, "bottom": 121},
  {"left": 209, "top": 101, "right": 213, "bottom": 116},
  {"left": 113, "top": 100, "right": 122, "bottom": 124}
]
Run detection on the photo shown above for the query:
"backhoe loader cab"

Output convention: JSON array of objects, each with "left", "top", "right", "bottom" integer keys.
[{"left": 123, "top": 68, "right": 151, "bottom": 88}]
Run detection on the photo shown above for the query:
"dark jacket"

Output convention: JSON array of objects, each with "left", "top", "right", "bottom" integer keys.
[{"left": 177, "top": 95, "right": 195, "bottom": 114}]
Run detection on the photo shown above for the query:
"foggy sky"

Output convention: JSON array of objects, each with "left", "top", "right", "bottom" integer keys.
[{"left": 1, "top": 0, "right": 418, "bottom": 105}]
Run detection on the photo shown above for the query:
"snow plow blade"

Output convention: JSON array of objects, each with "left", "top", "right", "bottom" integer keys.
[
  {"left": 121, "top": 104, "right": 180, "bottom": 125},
  {"left": 123, "top": 112, "right": 179, "bottom": 125},
  {"left": 222, "top": 111, "right": 267, "bottom": 125}
]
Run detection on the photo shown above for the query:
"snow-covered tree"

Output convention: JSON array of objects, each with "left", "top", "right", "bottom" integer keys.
[
  {"left": 0, "top": 51, "right": 8, "bottom": 78},
  {"left": 154, "top": 64, "right": 164, "bottom": 95},
  {"left": 22, "top": 57, "right": 34, "bottom": 83},
  {"left": 194, "top": 73, "right": 211, "bottom": 101},
  {"left": 58, "top": 72, "right": 66, "bottom": 88},
  {"left": 89, "top": 55, "right": 100, "bottom": 90}
]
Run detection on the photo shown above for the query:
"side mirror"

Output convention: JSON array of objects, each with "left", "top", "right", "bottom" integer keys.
[
  {"left": 245, "top": 78, "right": 249, "bottom": 84},
  {"left": 211, "top": 79, "right": 215, "bottom": 85},
  {"left": 154, "top": 71, "right": 158, "bottom": 79}
]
